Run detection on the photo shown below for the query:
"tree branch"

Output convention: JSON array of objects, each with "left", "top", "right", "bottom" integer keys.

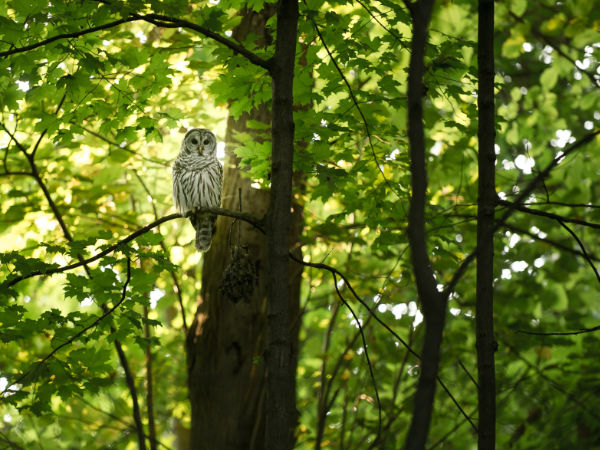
[
  {"left": 0, "top": 12, "right": 271, "bottom": 70},
  {"left": 498, "top": 199, "right": 600, "bottom": 230},
  {"left": 556, "top": 219, "right": 600, "bottom": 284},
  {"left": 113, "top": 321, "right": 147, "bottom": 450},
  {"left": 501, "top": 222, "right": 600, "bottom": 262},
  {"left": 3, "top": 207, "right": 264, "bottom": 288},
  {"left": 131, "top": 13, "right": 271, "bottom": 71},
  {"left": 516, "top": 325, "right": 600, "bottom": 336},
  {"left": 499, "top": 130, "right": 600, "bottom": 222},
  {"left": 132, "top": 169, "right": 188, "bottom": 333},
  {"left": 1, "top": 121, "right": 147, "bottom": 449},
  {"left": 332, "top": 271, "right": 382, "bottom": 443},
  {"left": 286, "top": 252, "right": 477, "bottom": 433},
  {"left": 0, "top": 18, "right": 138, "bottom": 58}
]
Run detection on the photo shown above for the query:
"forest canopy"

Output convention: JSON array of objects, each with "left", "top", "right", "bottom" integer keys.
[{"left": 1, "top": 0, "right": 600, "bottom": 449}]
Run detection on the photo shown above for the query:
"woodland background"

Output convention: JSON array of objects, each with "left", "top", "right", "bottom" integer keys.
[{"left": 1, "top": 0, "right": 600, "bottom": 449}]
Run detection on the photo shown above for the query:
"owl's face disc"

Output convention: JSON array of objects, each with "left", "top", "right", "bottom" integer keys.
[{"left": 183, "top": 128, "right": 217, "bottom": 157}]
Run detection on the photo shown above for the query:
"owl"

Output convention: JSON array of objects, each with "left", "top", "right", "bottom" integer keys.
[{"left": 172, "top": 128, "right": 223, "bottom": 252}]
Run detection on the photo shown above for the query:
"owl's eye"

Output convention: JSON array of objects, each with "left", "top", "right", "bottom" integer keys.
[
  {"left": 203, "top": 139, "right": 210, "bottom": 145},
  {"left": 190, "top": 138, "right": 198, "bottom": 145}
]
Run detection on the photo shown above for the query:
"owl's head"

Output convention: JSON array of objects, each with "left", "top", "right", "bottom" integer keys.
[{"left": 181, "top": 128, "right": 217, "bottom": 157}]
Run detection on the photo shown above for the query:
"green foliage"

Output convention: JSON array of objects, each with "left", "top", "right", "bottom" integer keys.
[{"left": 1, "top": 0, "right": 599, "bottom": 448}]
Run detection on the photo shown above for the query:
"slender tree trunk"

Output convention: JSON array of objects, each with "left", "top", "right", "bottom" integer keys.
[
  {"left": 185, "top": 6, "right": 302, "bottom": 450},
  {"left": 404, "top": 1, "right": 444, "bottom": 449},
  {"left": 476, "top": 0, "right": 496, "bottom": 448},
  {"left": 265, "top": 1, "right": 299, "bottom": 449}
]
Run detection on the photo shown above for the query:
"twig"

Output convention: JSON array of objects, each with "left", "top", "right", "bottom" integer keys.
[
  {"left": 287, "top": 252, "right": 477, "bottom": 432},
  {"left": 354, "top": 0, "right": 405, "bottom": 44},
  {"left": 113, "top": 324, "right": 147, "bottom": 450},
  {"left": 522, "top": 200, "right": 600, "bottom": 209},
  {"left": 498, "top": 199, "right": 600, "bottom": 231},
  {"left": 132, "top": 169, "right": 188, "bottom": 333},
  {"left": 501, "top": 222, "right": 600, "bottom": 262},
  {"left": 310, "top": 16, "right": 405, "bottom": 208},
  {"left": 75, "top": 124, "right": 170, "bottom": 167},
  {"left": 144, "top": 306, "right": 158, "bottom": 450},
  {"left": 516, "top": 325, "right": 600, "bottom": 336},
  {"left": 31, "top": 92, "right": 67, "bottom": 157},
  {"left": 332, "top": 272, "right": 382, "bottom": 442},
  {"left": 556, "top": 219, "right": 600, "bottom": 283}
]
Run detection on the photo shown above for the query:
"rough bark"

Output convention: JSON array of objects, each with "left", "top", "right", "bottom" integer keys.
[
  {"left": 265, "top": 1, "right": 299, "bottom": 449},
  {"left": 185, "top": 6, "right": 302, "bottom": 450},
  {"left": 476, "top": 0, "right": 496, "bottom": 448},
  {"left": 404, "top": 1, "right": 444, "bottom": 449}
]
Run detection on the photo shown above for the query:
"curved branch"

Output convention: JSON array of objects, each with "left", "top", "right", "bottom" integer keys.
[
  {"left": 557, "top": 219, "right": 600, "bottom": 284},
  {"left": 287, "top": 252, "right": 477, "bottom": 433},
  {"left": 0, "top": 17, "right": 138, "bottom": 58},
  {"left": 0, "top": 13, "right": 270, "bottom": 70},
  {"left": 498, "top": 199, "right": 600, "bottom": 230},
  {"left": 501, "top": 222, "right": 600, "bottom": 262},
  {"left": 3, "top": 207, "right": 264, "bottom": 288},
  {"left": 132, "top": 13, "right": 271, "bottom": 71}
]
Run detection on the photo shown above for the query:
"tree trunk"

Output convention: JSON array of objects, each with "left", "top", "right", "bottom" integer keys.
[
  {"left": 265, "top": 1, "right": 300, "bottom": 449},
  {"left": 476, "top": 0, "right": 496, "bottom": 448},
  {"left": 404, "top": 1, "right": 444, "bottom": 449},
  {"left": 185, "top": 7, "right": 302, "bottom": 450}
]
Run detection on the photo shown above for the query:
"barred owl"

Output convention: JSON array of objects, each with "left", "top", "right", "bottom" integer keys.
[{"left": 172, "top": 128, "right": 223, "bottom": 252}]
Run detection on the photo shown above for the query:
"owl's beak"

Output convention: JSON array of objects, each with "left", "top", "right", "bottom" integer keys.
[{"left": 198, "top": 145, "right": 204, "bottom": 155}]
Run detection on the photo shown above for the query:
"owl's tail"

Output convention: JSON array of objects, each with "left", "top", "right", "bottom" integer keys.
[{"left": 191, "top": 213, "right": 217, "bottom": 252}]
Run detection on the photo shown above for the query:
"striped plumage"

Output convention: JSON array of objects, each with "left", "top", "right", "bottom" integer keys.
[{"left": 172, "top": 128, "right": 223, "bottom": 252}]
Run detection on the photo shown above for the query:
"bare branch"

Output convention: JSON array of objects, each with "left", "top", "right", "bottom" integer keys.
[{"left": 500, "top": 130, "right": 600, "bottom": 221}]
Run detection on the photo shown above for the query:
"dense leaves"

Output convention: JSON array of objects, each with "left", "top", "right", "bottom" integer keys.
[{"left": 1, "top": 0, "right": 599, "bottom": 448}]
